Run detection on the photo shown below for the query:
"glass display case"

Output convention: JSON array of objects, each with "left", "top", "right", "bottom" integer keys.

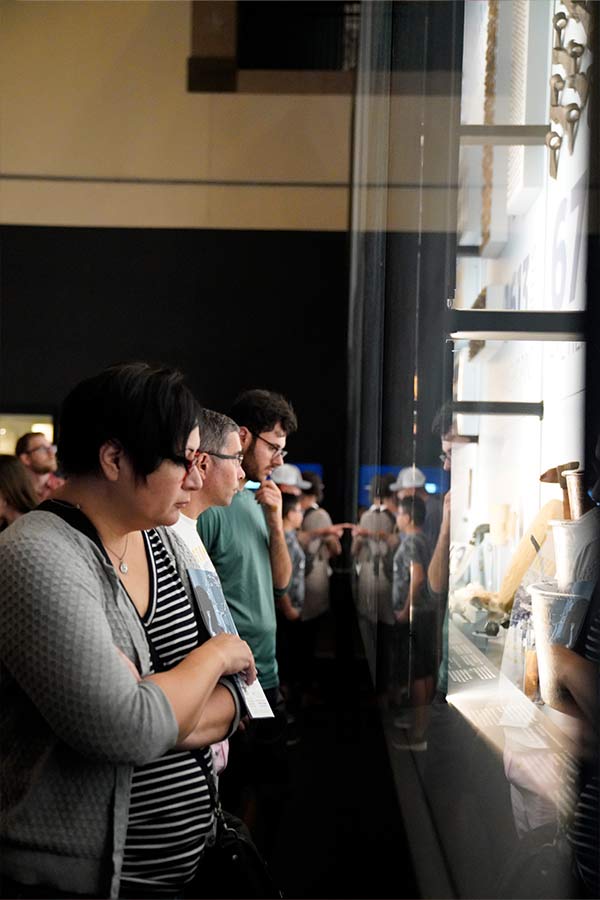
[{"left": 347, "top": 1, "right": 598, "bottom": 896}]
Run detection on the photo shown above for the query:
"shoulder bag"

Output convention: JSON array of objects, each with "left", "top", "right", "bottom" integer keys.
[{"left": 189, "top": 752, "right": 284, "bottom": 899}]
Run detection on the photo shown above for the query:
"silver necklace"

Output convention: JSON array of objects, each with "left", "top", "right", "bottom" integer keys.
[
  {"left": 51, "top": 499, "right": 129, "bottom": 574},
  {"left": 51, "top": 499, "right": 81, "bottom": 510},
  {"left": 104, "top": 534, "right": 129, "bottom": 575}
]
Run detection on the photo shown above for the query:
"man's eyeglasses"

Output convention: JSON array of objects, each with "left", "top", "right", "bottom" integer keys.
[
  {"left": 250, "top": 432, "right": 287, "bottom": 460},
  {"left": 170, "top": 449, "right": 202, "bottom": 475},
  {"left": 27, "top": 443, "right": 57, "bottom": 456},
  {"left": 439, "top": 451, "right": 451, "bottom": 464},
  {"left": 204, "top": 450, "right": 244, "bottom": 464}
]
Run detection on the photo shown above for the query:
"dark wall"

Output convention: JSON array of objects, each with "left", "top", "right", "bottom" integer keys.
[{"left": 0, "top": 225, "right": 349, "bottom": 520}]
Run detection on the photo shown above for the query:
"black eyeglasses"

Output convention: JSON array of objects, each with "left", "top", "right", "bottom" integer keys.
[
  {"left": 170, "top": 449, "right": 202, "bottom": 475},
  {"left": 204, "top": 450, "right": 244, "bottom": 464},
  {"left": 250, "top": 432, "right": 287, "bottom": 460}
]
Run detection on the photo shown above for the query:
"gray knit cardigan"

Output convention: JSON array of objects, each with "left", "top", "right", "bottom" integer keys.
[{"left": 0, "top": 510, "right": 241, "bottom": 898}]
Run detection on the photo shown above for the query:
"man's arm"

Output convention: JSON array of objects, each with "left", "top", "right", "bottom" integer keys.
[
  {"left": 277, "top": 592, "right": 301, "bottom": 621},
  {"left": 254, "top": 478, "right": 292, "bottom": 590},
  {"left": 268, "top": 519, "right": 293, "bottom": 590},
  {"left": 428, "top": 491, "right": 451, "bottom": 595},
  {"left": 395, "top": 561, "right": 425, "bottom": 623},
  {"left": 298, "top": 527, "right": 343, "bottom": 556},
  {"left": 546, "top": 644, "right": 597, "bottom": 724}
]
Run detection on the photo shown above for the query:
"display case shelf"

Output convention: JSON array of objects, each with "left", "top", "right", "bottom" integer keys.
[
  {"left": 446, "top": 309, "right": 585, "bottom": 341},
  {"left": 459, "top": 124, "right": 549, "bottom": 145}
]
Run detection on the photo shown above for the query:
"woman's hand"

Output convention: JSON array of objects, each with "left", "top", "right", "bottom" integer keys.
[
  {"left": 148, "top": 636, "right": 255, "bottom": 742},
  {"left": 208, "top": 632, "right": 257, "bottom": 684}
]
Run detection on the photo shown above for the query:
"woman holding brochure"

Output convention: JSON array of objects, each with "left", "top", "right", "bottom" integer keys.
[{"left": 0, "top": 362, "right": 256, "bottom": 900}]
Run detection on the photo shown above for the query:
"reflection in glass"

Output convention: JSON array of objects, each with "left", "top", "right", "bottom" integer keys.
[{"left": 347, "top": 1, "right": 597, "bottom": 896}]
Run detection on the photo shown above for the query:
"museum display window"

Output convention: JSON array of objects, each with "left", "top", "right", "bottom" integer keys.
[{"left": 347, "top": 1, "right": 598, "bottom": 896}]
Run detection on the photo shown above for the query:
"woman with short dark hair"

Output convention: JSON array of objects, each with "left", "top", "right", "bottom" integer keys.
[
  {"left": 0, "top": 362, "right": 256, "bottom": 899},
  {"left": 0, "top": 454, "right": 38, "bottom": 530}
]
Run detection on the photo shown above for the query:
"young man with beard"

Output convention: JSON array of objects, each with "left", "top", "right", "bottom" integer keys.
[
  {"left": 15, "top": 432, "right": 65, "bottom": 501},
  {"left": 197, "top": 388, "right": 296, "bottom": 859}
]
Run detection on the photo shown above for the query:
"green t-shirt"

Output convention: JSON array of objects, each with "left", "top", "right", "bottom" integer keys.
[{"left": 197, "top": 487, "right": 279, "bottom": 690}]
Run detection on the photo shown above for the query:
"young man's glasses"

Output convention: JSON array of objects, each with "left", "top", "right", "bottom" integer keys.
[
  {"left": 249, "top": 432, "right": 287, "bottom": 460},
  {"left": 27, "top": 443, "right": 57, "bottom": 456},
  {"left": 204, "top": 450, "right": 244, "bottom": 464}
]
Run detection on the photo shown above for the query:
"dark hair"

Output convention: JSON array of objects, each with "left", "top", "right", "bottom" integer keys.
[
  {"left": 369, "top": 472, "right": 396, "bottom": 500},
  {"left": 300, "top": 470, "right": 323, "bottom": 504},
  {"left": 57, "top": 362, "right": 200, "bottom": 479},
  {"left": 398, "top": 494, "right": 426, "bottom": 527},
  {"left": 282, "top": 492, "right": 302, "bottom": 520},
  {"left": 229, "top": 389, "right": 297, "bottom": 436},
  {"left": 15, "top": 432, "right": 44, "bottom": 457},
  {"left": 198, "top": 408, "right": 240, "bottom": 454},
  {"left": 431, "top": 401, "right": 454, "bottom": 439},
  {"left": 0, "top": 455, "right": 38, "bottom": 520}
]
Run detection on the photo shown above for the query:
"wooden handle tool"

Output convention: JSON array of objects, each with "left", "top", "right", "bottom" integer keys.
[
  {"left": 495, "top": 499, "right": 563, "bottom": 613},
  {"left": 539, "top": 460, "right": 579, "bottom": 519}
]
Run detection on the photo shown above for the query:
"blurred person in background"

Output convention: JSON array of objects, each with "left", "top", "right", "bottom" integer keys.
[
  {"left": 391, "top": 495, "right": 436, "bottom": 751},
  {"left": 297, "top": 471, "right": 343, "bottom": 706},
  {"left": 390, "top": 464, "right": 443, "bottom": 555},
  {"left": 271, "top": 462, "right": 311, "bottom": 496},
  {"left": 275, "top": 492, "right": 306, "bottom": 740},
  {"left": 15, "top": 432, "right": 65, "bottom": 501},
  {"left": 0, "top": 454, "right": 39, "bottom": 531},
  {"left": 351, "top": 472, "right": 400, "bottom": 712}
]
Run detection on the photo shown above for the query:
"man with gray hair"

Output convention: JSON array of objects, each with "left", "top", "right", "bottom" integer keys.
[
  {"left": 169, "top": 408, "right": 245, "bottom": 779},
  {"left": 171, "top": 408, "right": 244, "bottom": 558}
]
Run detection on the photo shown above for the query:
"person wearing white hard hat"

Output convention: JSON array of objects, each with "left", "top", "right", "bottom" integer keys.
[
  {"left": 271, "top": 463, "right": 311, "bottom": 496},
  {"left": 390, "top": 465, "right": 443, "bottom": 554},
  {"left": 297, "top": 471, "right": 345, "bottom": 706}
]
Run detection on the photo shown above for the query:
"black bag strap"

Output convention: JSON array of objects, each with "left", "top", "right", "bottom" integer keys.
[
  {"left": 38, "top": 498, "right": 109, "bottom": 559},
  {"left": 195, "top": 748, "right": 224, "bottom": 820}
]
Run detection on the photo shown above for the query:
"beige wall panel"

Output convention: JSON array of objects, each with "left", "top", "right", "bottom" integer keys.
[
  {"left": 355, "top": 94, "right": 391, "bottom": 186},
  {"left": 0, "top": 180, "right": 206, "bottom": 229},
  {"left": 387, "top": 96, "right": 458, "bottom": 186},
  {"left": 354, "top": 95, "right": 457, "bottom": 190},
  {"left": 386, "top": 187, "right": 459, "bottom": 232},
  {"left": 0, "top": 179, "right": 347, "bottom": 231},
  {"left": 205, "top": 185, "right": 348, "bottom": 230},
  {"left": 0, "top": 1, "right": 211, "bottom": 179},
  {"left": 0, "top": 0, "right": 351, "bottom": 185},
  {"left": 1, "top": 181, "right": 455, "bottom": 233},
  {"left": 206, "top": 94, "right": 351, "bottom": 183}
]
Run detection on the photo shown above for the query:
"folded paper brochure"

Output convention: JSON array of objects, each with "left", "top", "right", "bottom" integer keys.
[{"left": 188, "top": 567, "right": 274, "bottom": 718}]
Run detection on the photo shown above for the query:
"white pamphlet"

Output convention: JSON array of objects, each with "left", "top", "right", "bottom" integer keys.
[{"left": 188, "top": 567, "right": 274, "bottom": 718}]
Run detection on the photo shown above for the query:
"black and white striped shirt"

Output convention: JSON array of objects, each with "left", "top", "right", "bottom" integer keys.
[{"left": 119, "top": 529, "right": 214, "bottom": 897}]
